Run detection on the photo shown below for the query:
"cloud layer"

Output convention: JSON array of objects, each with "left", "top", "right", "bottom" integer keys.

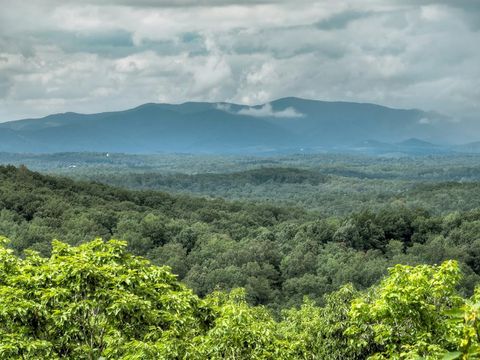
[
  {"left": 0, "top": 0, "right": 479, "bottom": 121},
  {"left": 238, "top": 103, "right": 304, "bottom": 118}
]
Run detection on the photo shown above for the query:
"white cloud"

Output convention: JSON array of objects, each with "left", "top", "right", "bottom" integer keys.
[
  {"left": 238, "top": 103, "right": 304, "bottom": 118},
  {"left": 420, "top": 5, "right": 450, "bottom": 22},
  {"left": 0, "top": 0, "right": 479, "bottom": 122},
  {"left": 215, "top": 103, "right": 232, "bottom": 112}
]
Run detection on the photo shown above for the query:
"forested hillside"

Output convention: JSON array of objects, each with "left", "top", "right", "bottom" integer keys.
[
  {"left": 4, "top": 152, "right": 480, "bottom": 215},
  {"left": 78, "top": 167, "right": 480, "bottom": 215},
  {"left": 2, "top": 165, "right": 480, "bottom": 311}
]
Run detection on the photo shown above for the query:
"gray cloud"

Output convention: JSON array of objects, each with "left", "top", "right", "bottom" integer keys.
[
  {"left": 101, "top": 0, "right": 281, "bottom": 6},
  {"left": 316, "top": 10, "right": 372, "bottom": 30},
  {"left": 0, "top": 0, "right": 479, "bottom": 122},
  {"left": 33, "top": 0, "right": 287, "bottom": 8},
  {"left": 402, "top": 0, "right": 480, "bottom": 12}
]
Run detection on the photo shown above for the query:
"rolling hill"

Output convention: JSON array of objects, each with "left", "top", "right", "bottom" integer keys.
[{"left": 0, "top": 97, "right": 473, "bottom": 154}]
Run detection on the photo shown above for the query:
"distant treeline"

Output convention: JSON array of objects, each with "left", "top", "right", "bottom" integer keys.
[{"left": 84, "top": 167, "right": 328, "bottom": 189}]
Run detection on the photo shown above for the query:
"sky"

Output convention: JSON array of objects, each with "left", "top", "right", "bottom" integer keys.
[{"left": 0, "top": 0, "right": 479, "bottom": 121}]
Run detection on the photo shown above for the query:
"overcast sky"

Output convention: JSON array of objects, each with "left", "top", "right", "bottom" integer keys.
[{"left": 0, "top": 0, "right": 479, "bottom": 121}]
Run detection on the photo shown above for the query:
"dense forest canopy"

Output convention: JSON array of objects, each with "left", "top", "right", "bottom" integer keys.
[
  {"left": 1, "top": 164, "right": 480, "bottom": 310},
  {"left": 1, "top": 238, "right": 480, "bottom": 359},
  {"left": 3, "top": 152, "right": 480, "bottom": 215},
  {"left": 2, "top": 153, "right": 480, "bottom": 358}
]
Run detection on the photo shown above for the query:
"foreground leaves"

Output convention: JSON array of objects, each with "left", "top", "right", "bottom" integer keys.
[
  {"left": 0, "top": 237, "right": 210, "bottom": 359},
  {"left": 2, "top": 237, "right": 480, "bottom": 359}
]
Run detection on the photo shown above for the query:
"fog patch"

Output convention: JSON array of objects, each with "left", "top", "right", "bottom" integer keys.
[{"left": 238, "top": 103, "right": 304, "bottom": 118}]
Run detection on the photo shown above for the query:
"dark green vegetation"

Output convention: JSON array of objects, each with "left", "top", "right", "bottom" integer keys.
[
  {"left": 1, "top": 239, "right": 480, "bottom": 359},
  {"left": 1, "top": 98, "right": 478, "bottom": 154},
  {"left": 4, "top": 152, "right": 480, "bottom": 215},
  {"left": 2, "top": 164, "right": 480, "bottom": 312},
  {"left": 3, "top": 151, "right": 480, "bottom": 358},
  {"left": 83, "top": 168, "right": 480, "bottom": 215}
]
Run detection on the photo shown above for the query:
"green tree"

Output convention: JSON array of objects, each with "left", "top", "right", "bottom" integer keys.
[
  {"left": 0, "top": 237, "right": 210, "bottom": 359},
  {"left": 198, "top": 289, "right": 286, "bottom": 360},
  {"left": 346, "top": 260, "right": 463, "bottom": 359}
]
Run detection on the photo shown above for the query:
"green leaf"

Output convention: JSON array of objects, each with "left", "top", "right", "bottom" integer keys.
[{"left": 442, "top": 351, "right": 462, "bottom": 360}]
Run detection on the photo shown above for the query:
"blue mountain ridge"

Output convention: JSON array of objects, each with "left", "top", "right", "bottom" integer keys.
[{"left": 0, "top": 97, "right": 477, "bottom": 154}]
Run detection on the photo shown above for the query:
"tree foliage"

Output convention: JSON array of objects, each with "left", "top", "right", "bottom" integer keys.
[
  {"left": 3, "top": 165, "right": 480, "bottom": 311},
  {"left": 1, "top": 238, "right": 480, "bottom": 359},
  {"left": 0, "top": 237, "right": 210, "bottom": 359}
]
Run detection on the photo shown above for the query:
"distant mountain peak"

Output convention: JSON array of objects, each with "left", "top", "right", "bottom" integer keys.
[
  {"left": 397, "top": 138, "right": 438, "bottom": 147},
  {"left": 0, "top": 98, "right": 473, "bottom": 154}
]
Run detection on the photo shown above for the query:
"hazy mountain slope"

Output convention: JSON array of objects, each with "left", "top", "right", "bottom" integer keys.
[
  {"left": 0, "top": 128, "right": 34, "bottom": 152},
  {"left": 0, "top": 97, "right": 469, "bottom": 154},
  {"left": 1, "top": 104, "right": 294, "bottom": 153},
  {"left": 454, "top": 141, "right": 480, "bottom": 153},
  {"left": 266, "top": 98, "right": 451, "bottom": 145}
]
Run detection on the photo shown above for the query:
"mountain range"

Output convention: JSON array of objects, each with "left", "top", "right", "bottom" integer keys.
[{"left": 0, "top": 97, "right": 478, "bottom": 154}]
